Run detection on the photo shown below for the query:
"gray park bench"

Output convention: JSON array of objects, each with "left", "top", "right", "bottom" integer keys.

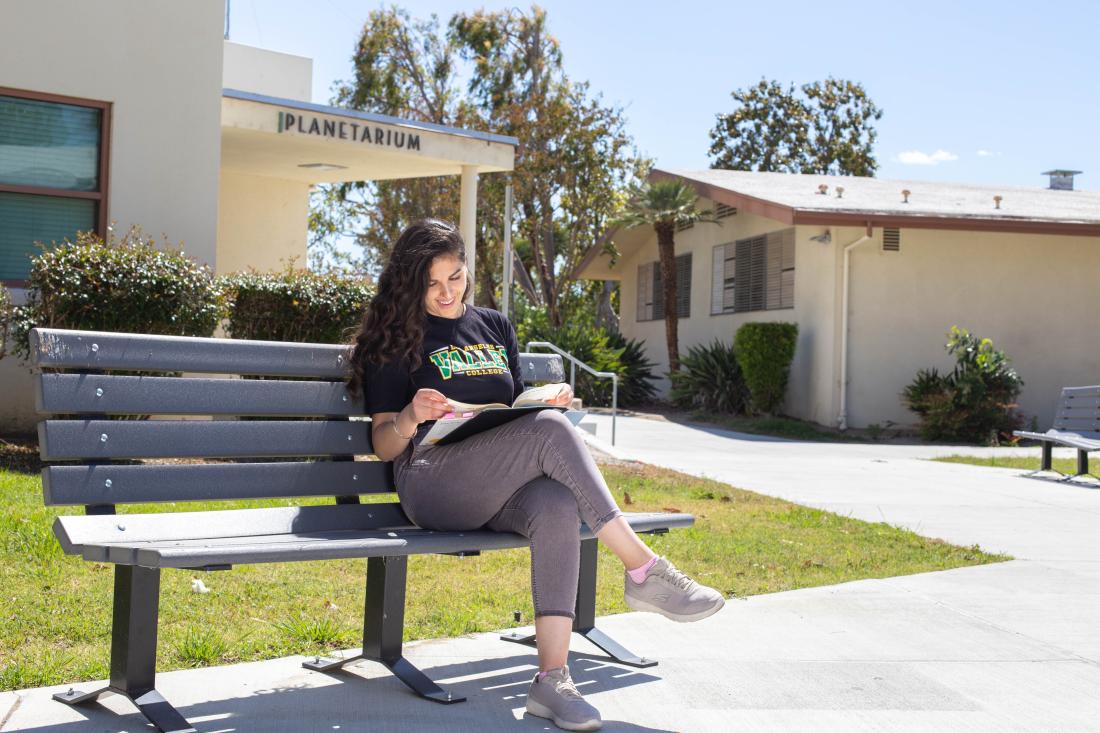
[
  {"left": 1014, "top": 385, "right": 1100, "bottom": 478},
  {"left": 30, "top": 326, "right": 693, "bottom": 733}
]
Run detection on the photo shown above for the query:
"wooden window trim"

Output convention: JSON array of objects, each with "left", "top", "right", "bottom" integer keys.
[{"left": 0, "top": 86, "right": 111, "bottom": 287}]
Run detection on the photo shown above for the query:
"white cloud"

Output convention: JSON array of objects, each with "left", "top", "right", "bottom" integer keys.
[
  {"left": 976, "top": 149, "right": 1002, "bottom": 157},
  {"left": 897, "top": 149, "right": 959, "bottom": 166}
]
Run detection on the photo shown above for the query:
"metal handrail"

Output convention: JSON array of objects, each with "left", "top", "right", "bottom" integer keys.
[{"left": 526, "top": 341, "right": 618, "bottom": 445}]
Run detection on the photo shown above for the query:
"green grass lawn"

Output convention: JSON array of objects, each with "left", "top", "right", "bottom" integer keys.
[
  {"left": 0, "top": 461, "right": 1009, "bottom": 691},
  {"left": 934, "top": 454, "right": 1082, "bottom": 474}
]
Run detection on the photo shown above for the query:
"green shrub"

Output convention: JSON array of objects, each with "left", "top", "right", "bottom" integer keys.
[
  {"left": 512, "top": 299, "right": 657, "bottom": 408},
  {"left": 902, "top": 326, "right": 1023, "bottom": 444},
  {"left": 1, "top": 225, "right": 224, "bottom": 364},
  {"left": 670, "top": 339, "right": 750, "bottom": 414},
  {"left": 733, "top": 322, "right": 799, "bottom": 414},
  {"left": 218, "top": 264, "right": 373, "bottom": 344}
]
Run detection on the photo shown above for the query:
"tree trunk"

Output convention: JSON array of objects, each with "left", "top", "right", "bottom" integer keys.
[
  {"left": 655, "top": 222, "right": 679, "bottom": 373},
  {"left": 596, "top": 280, "right": 619, "bottom": 334}
]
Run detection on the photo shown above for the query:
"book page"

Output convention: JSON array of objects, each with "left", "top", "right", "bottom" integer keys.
[{"left": 512, "top": 382, "right": 567, "bottom": 407}]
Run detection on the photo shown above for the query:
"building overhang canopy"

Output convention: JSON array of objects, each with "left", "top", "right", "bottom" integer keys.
[{"left": 220, "top": 89, "right": 515, "bottom": 183}]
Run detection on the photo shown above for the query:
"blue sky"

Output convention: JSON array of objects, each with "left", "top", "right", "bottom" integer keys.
[{"left": 227, "top": 0, "right": 1098, "bottom": 190}]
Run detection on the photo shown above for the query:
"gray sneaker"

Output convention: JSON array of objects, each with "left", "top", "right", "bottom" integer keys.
[
  {"left": 525, "top": 665, "right": 602, "bottom": 731},
  {"left": 624, "top": 556, "right": 725, "bottom": 622}
]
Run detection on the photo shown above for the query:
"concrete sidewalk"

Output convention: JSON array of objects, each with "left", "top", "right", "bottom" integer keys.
[{"left": 4, "top": 416, "right": 1099, "bottom": 732}]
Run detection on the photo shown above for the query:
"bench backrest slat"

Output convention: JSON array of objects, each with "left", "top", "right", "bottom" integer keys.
[
  {"left": 39, "top": 419, "right": 372, "bottom": 460},
  {"left": 31, "top": 327, "right": 567, "bottom": 384},
  {"left": 1062, "top": 386, "right": 1100, "bottom": 398},
  {"left": 54, "top": 502, "right": 412, "bottom": 553},
  {"left": 32, "top": 328, "right": 350, "bottom": 377},
  {"left": 43, "top": 460, "right": 393, "bottom": 505},
  {"left": 37, "top": 373, "right": 358, "bottom": 416},
  {"left": 1054, "top": 387, "right": 1100, "bottom": 431}
]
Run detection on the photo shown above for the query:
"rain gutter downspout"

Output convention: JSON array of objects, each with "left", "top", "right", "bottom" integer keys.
[{"left": 838, "top": 226, "right": 873, "bottom": 430}]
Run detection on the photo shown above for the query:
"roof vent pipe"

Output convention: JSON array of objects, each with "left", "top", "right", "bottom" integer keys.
[
  {"left": 901, "top": 189, "right": 911, "bottom": 203},
  {"left": 993, "top": 195, "right": 1003, "bottom": 209},
  {"left": 1042, "top": 170, "right": 1082, "bottom": 191}
]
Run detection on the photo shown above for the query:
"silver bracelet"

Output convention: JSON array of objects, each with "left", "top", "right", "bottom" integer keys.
[{"left": 390, "top": 417, "right": 415, "bottom": 440}]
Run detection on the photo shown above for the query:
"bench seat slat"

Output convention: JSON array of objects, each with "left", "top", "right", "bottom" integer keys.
[
  {"left": 53, "top": 503, "right": 411, "bottom": 554},
  {"left": 39, "top": 419, "right": 373, "bottom": 460},
  {"left": 66, "top": 511, "right": 695, "bottom": 567},
  {"left": 1057, "top": 400, "right": 1100, "bottom": 412},
  {"left": 43, "top": 460, "right": 394, "bottom": 505},
  {"left": 37, "top": 373, "right": 359, "bottom": 417},
  {"left": 1014, "top": 429, "right": 1100, "bottom": 450}
]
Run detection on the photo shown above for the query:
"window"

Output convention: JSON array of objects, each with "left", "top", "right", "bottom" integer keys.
[
  {"left": 711, "top": 228, "right": 794, "bottom": 314},
  {"left": 0, "top": 87, "right": 110, "bottom": 285},
  {"left": 636, "top": 253, "right": 691, "bottom": 321}
]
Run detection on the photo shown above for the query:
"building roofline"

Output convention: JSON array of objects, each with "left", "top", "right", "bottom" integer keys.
[
  {"left": 651, "top": 168, "right": 1100, "bottom": 237},
  {"left": 222, "top": 89, "right": 519, "bottom": 147}
]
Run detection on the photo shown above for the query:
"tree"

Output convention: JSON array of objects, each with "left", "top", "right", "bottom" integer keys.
[
  {"left": 709, "top": 77, "right": 882, "bottom": 176},
  {"left": 450, "top": 7, "right": 637, "bottom": 326},
  {"left": 313, "top": 7, "right": 463, "bottom": 276},
  {"left": 616, "top": 179, "right": 717, "bottom": 373},
  {"left": 312, "top": 6, "right": 639, "bottom": 324}
]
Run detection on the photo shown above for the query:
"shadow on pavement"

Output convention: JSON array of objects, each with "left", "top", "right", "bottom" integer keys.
[{"left": 9, "top": 652, "right": 676, "bottom": 733}]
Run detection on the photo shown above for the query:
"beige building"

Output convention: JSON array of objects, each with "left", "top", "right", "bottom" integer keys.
[
  {"left": 0, "top": 0, "right": 515, "bottom": 432},
  {"left": 578, "top": 168, "right": 1100, "bottom": 430}
]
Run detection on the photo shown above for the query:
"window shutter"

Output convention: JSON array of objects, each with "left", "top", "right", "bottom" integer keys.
[
  {"left": 711, "top": 244, "right": 726, "bottom": 315},
  {"left": 779, "top": 228, "right": 795, "bottom": 308},
  {"left": 676, "top": 252, "right": 691, "bottom": 318},
  {"left": 652, "top": 263, "right": 664, "bottom": 321},
  {"left": 732, "top": 229, "right": 795, "bottom": 313},
  {"left": 636, "top": 262, "right": 654, "bottom": 321}
]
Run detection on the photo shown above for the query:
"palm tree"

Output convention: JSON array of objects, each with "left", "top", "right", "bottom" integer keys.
[{"left": 617, "top": 179, "right": 717, "bottom": 373}]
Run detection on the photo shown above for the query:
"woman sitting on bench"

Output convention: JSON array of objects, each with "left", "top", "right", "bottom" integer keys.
[{"left": 346, "top": 218, "right": 724, "bottom": 732}]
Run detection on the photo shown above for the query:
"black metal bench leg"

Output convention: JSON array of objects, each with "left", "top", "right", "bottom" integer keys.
[
  {"left": 1076, "top": 449, "right": 1089, "bottom": 477},
  {"left": 501, "top": 538, "right": 658, "bottom": 668},
  {"left": 54, "top": 565, "right": 196, "bottom": 733},
  {"left": 1042, "top": 442, "right": 1053, "bottom": 472},
  {"left": 304, "top": 556, "right": 463, "bottom": 704}
]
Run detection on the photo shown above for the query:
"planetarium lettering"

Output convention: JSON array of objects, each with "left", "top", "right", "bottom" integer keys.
[{"left": 277, "top": 111, "right": 421, "bottom": 151}]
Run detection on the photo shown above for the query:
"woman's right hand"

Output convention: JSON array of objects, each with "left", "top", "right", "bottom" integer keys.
[{"left": 407, "top": 388, "right": 453, "bottom": 423}]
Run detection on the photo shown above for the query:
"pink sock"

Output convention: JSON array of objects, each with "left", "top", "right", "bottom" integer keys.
[{"left": 627, "top": 555, "right": 658, "bottom": 584}]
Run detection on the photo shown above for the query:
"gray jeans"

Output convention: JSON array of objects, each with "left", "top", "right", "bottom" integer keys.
[{"left": 392, "top": 409, "right": 623, "bottom": 619}]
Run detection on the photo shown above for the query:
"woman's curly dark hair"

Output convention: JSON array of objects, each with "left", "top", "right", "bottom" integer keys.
[{"left": 345, "top": 218, "right": 470, "bottom": 400}]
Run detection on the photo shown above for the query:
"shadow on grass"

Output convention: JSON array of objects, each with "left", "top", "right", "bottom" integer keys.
[{"left": 1, "top": 432, "right": 43, "bottom": 474}]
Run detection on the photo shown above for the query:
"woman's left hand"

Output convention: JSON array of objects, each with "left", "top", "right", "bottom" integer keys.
[{"left": 548, "top": 383, "right": 573, "bottom": 407}]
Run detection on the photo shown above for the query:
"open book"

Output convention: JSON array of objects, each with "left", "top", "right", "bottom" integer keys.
[{"left": 420, "top": 383, "right": 584, "bottom": 447}]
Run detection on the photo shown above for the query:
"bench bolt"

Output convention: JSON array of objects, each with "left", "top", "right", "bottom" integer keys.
[
  {"left": 104, "top": 479, "right": 112, "bottom": 488},
  {"left": 100, "top": 433, "right": 108, "bottom": 442},
  {"left": 91, "top": 343, "right": 99, "bottom": 352},
  {"left": 96, "top": 388, "right": 103, "bottom": 397}
]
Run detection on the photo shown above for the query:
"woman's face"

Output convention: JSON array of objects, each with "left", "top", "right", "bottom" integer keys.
[{"left": 423, "top": 253, "right": 467, "bottom": 318}]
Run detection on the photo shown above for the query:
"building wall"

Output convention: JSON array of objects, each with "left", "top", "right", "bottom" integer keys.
[
  {"left": 845, "top": 227, "right": 1100, "bottom": 430},
  {"left": 0, "top": 0, "right": 226, "bottom": 434},
  {"left": 216, "top": 169, "right": 310, "bottom": 276},
  {"left": 617, "top": 206, "right": 839, "bottom": 423},
  {"left": 223, "top": 42, "right": 312, "bottom": 102},
  {"left": 0, "top": 0, "right": 225, "bottom": 270},
  {"left": 616, "top": 212, "right": 1100, "bottom": 431}
]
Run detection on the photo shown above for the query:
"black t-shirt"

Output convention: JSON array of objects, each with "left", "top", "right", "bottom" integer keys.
[{"left": 362, "top": 305, "right": 525, "bottom": 419}]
